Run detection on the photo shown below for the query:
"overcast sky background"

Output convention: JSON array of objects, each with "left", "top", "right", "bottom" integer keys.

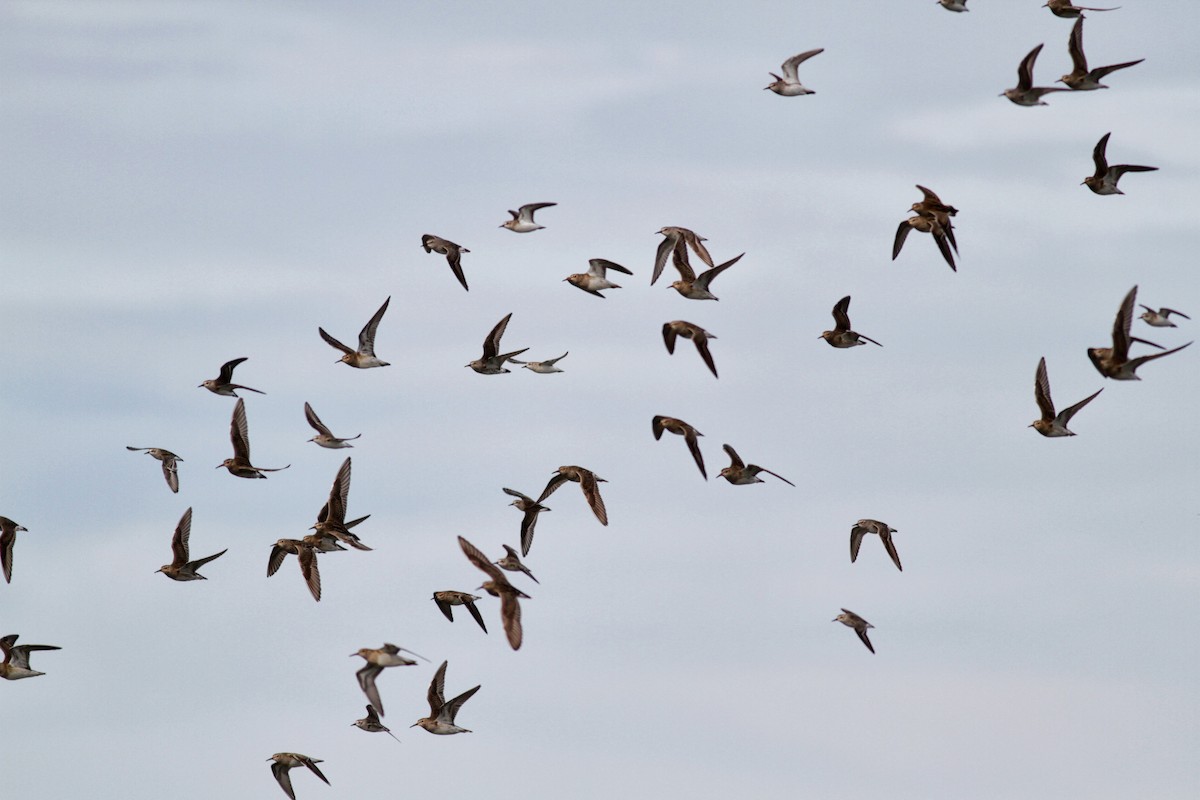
[{"left": 2, "top": 2, "right": 1197, "bottom": 798}]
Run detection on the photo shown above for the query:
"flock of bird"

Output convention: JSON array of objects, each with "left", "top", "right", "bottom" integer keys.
[{"left": 4, "top": 4, "right": 1192, "bottom": 798}]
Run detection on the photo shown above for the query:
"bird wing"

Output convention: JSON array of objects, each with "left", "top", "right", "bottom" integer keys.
[
  {"left": 459, "top": 535, "right": 505, "bottom": 582},
  {"left": 750, "top": 465, "right": 796, "bottom": 487},
  {"left": 171, "top": 507, "right": 193, "bottom": 565},
  {"left": 832, "top": 296, "right": 852, "bottom": 332},
  {"left": 464, "top": 599, "right": 488, "bottom": 633},
  {"left": 850, "top": 525, "right": 866, "bottom": 563},
  {"left": 445, "top": 246, "right": 469, "bottom": 291},
  {"left": 695, "top": 252, "right": 743, "bottom": 291},
  {"left": 1034, "top": 357, "right": 1056, "bottom": 421},
  {"left": 271, "top": 762, "right": 296, "bottom": 800},
  {"left": 517, "top": 202, "right": 556, "bottom": 222},
  {"left": 662, "top": 322, "right": 679, "bottom": 354},
  {"left": 442, "top": 684, "right": 482, "bottom": 724},
  {"left": 357, "top": 663, "right": 383, "bottom": 713},
  {"left": 427, "top": 660, "right": 448, "bottom": 715},
  {"left": 161, "top": 457, "right": 180, "bottom": 493},
  {"left": 693, "top": 333, "right": 718, "bottom": 378},
  {"left": 319, "top": 327, "right": 354, "bottom": 356},
  {"left": 723, "top": 443, "right": 745, "bottom": 469},
  {"left": 1092, "top": 132, "right": 1112, "bottom": 179},
  {"left": 1110, "top": 285, "right": 1137, "bottom": 362},
  {"left": 1018, "top": 43, "right": 1044, "bottom": 90},
  {"left": 304, "top": 402, "right": 333, "bottom": 437},
  {"left": 482, "top": 313, "right": 513, "bottom": 360},
  {"left": 1067, "top": 17, "right": 1088, "bottom": 73},
  {"left": 230, "top": 398, "right": 252, "bottom": 462},
  {"left": 1092, "top": 58, "right": 1144, "bottom": 81},
  {"left": 892, "top": 220, "right": 913, "bottom": 260},
  {"left": 589, "top": 258, "right": 633, "bottom": 277},
  {"left": 781, "top": 48, "right": 823, "bottom": 80},
  {"left": 499, "top": 590, "right": 524, "bottom": 650},
  {"left": 216, "top": 357, "right": 247, "bottom": 383},
  {"left": 880, "top": 530, "right": 903, "bottom": 572},
  {"left": 357, "top": 296, "right": 391, "bottom": 356},
  {"left": 537, "top": 472, "right": 570, "bottom": 503},
  {"left": 1, "top": 529, "right": 13, "bottom": 583},
  {"left": 300, "top": 756, "right": 331, "bottom": 786},
  {"left": 579, "top": 471, "right": 609, "bottom": 526},
  {"left": 652, "top": 231, "right": 679, "bottom": 285},
  {"left": 299, "top": 546, "right": 321, "bottom": 601},
  {"left": 670, "top": 239, "right": 696, "bottom": 282},
  {"left": 1057, "top": 387, "right": 1103, "bottom": 427}
]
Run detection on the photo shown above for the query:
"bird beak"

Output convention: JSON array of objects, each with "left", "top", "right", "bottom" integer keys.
[{"left": 214, "top": 464, "right": 222, "bottom": 469}]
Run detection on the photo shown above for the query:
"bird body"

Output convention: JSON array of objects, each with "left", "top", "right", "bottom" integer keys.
[
  {"left": 820, "top": 295, "right": 882, "bottom": 348},
  {"left": 420, "top": 234, "right": 470, "bottom": 291},
  {"left": 218, "top": 398, "right": 290, "bottom": 478},
  {"left": 1031, "top": 357, "right": 1103, "bottom": 437},
  {"left": 651, "top": 415, "right": 707, "bottom": 479},
  {"left": 764, "top": 48, "right": 823, "bottom": 95},
  {"left": 412, "top": 660, "right": 480, "bottom": 735},
  {"left": 1002, "top": 44, "right": 1068, "bottom": 106},
  {"left": 156, "top": 507, "right": 226, "bottom": 580},
  {"left": 467, "top": 312, "right": 527, "bottom": 374},
  {"left": 1, "top": 516, "right": 30, "bottom": 584},
  {"left": 566, "top": 258, "right": 632, "bottom": 298},
  {"left": 717, "top": 444, "right": 794, "bottom": 487},
  {"left": 833, "top": 609, "right": 875, "bottom": 653},
  {"left": 1088, "top": 286, "right": 1193, "bottom": 380},
  {"left": 0, "top": 633, "right": 61, "bottom": 680},
  {"left": 662, "top": 320, "right": 719, "bottom": 378},
  {"left": 268, "top": 753, "right": 330, "bottom": 800},
  {"left": 126, "top": 446, "right": 183, "bottom": 492},
  {"left": 319, "top": 296, "right": 391, "bottom": 368},
  {"left": 199, "top": 356, "right": 264, "bottom": 396},
  {"left": 500, "top": 202, "right": 556, "bottom": 232},
  {"left": 1084, "top": 132, "right": 1157, "bottom": 195},
  {"left": 850, "top": 519, "right": 902, "bottom": 571}
]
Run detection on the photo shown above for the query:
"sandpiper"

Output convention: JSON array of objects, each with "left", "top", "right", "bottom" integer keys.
[
  {"left": 1, "top": 634, "right": 61, "bottom": 680},
  {"left": 420, "top": 234, "right": 470, "bottom": 291},
  {"left": 938, "top": 0, "right": 969, "bottom": 10},
  {"left": 459, "top": 535, "right": 529, "bottom": 650},
  {"left": 508, "top": 352, "right": 567, "bottom": 374},
  {"left": 267, "top": 539, "right": 322, "bottom": 601},
  {"left": 833, "top": 609, "right": 875, "bottom": 654},
  {"left": 467, "top": 312, "right": 527, "bottom": 374},
  {"left": 910, "top": 185, "right": 959, "bottom": 253},
  {"left": 502, "top": 487, "right": 551, "bottom": 556},
  {"left": 1060, "top": 17, "right": 1142, "bottom": 90},
  {"left": 495, "top": 544, "right": 539, "bottom": 584},
  {"left": 412, "top": 660, "right": 481, "bottom": 735},
  {"left": 155, "top": 507, "right": 226, "bottom": 581},
  {"left": 850, "top": 520, "right": 902, "bottom": 572},
  {"left": 1045, "top": 0, "right": 1120, "bottom": 18},
  {"left": 538, "top": 466, "right": 608, "bottom": 526},
  {"left": 1084, "top": 132, "right": 1157, "bottom": 195},
  {"left": 352, "top": 643, "right": 428, "bottom": 717},
  {"left": 1139, "top": 305, "right": 1189, "bottom": 328},
  {"left": 218, "top": 398, "right": 290, "bottom": 479},
  {"left": 125, "top": 446, "right": 183, "bottom": 493},
  {"left": 668, "top": 247, "right": 744, "bottom": 301},
  {"left": 1031, "top": 357, "right": 1103, "bottom": 437},
  {"left": 894, "top": 214, "right": 956, "bottom": 271},
  {"left": 500, "top": 202, "right": 556, "bottom": 233},
  {"left": 199, "top": 357, "right": 264, "bottom": 396},
  {"left": 717, "top": 444, "right": 795, "bottom": 487},
  {"left": 352, "top": 704, "right": 400, "bottom": 742},
  {"left": 820, "top": 295, "right": 882, "bottom": 348},
  {"left": 1002, "top": 43, "right": 1068, "bottom": 106},
  {"left": 653, "top": 227, "right": 714, "bottom": 285},
  {"left": 1088, "top": 286, "right": 1193, "bottom": 380},
  {"left": 268, "top": 753, "right": 329, "bottom": 800},
  {"left": 1, "top": 516, "right": 29, "bottom": 584},
  {"left": 304, "top": 402, "right": 360, "bottom": 448},
  {"left": 310, "top": 457, "right": 372, "bottom": 551},
  {"left": 764, "top": 48, "right": 824, "bottom": 95},
  {"left": 662, "top": 320, "right": 719, "bottom": 378},
  {"left": 651, "top": 416, "right": 707, "bottom": 480},
  {"left": 565, "top": 258, "right": 633, "bottom": 298},
  {"left": 319, "top": 296, "right": 391, "bottom": 368},
  {"left": 432, "top": 590, "right": 488, "bottom": 633}
]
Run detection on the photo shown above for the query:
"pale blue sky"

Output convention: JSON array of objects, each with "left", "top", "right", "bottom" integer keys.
[{"left": 2, "top": 2, "right": 1197, "bottom": 798}]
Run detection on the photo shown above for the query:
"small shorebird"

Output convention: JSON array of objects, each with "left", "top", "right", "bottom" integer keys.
[
  {"left": 653, "top": 227, "right": 713, "bottom": 285},
  {"left": 662, "top": 320, "right": 719, "bottom": 378},
  {"left": 910, "top": 185, "right": 959, "bottom": 253},
  {"left": 894, "top": 214, "right": 956, "bottom": 271},
  {"left": 717, "top": 444, "right": 794, "bottom": 487},
  {"left": 199, "top": 356, "right": 264, "bottom": 396},
  {"left": 1001, "top": 43, "right": 1068, "bottom": 106},
  {"left": 502, "top": 488, "right": 550, "bottom": 556},
  {"left": 1, "top": 634, "right": 61, "bottom": 680},
  {"left": 218, "top": 398, "right": 290, "bottom": 479},
  {"left": 412, "top": 660, "right": 481, "bottom": 735},
  {"left": 352, "top": 643, "right": 428, "bottom": 716},
  {"left": 432, "top": 590, "right": 488, "bottom": 633},
  {"left": 668, "top": 247, "right": 744, "bottom": 301},
  {"left": 1084, "top": 132, "right": 1157, "bottom": 195},
  {"left": 1139, "top": 305, "right": 1189, "bottom": 328},
  {"left": 651, "top": 416, "right": 707, "bottom": 480},
  {"left": 565, "top": 258, "right": 633, "bottom": 298},
  {"left": 508, "top": 352, "right": 567, "bottom": 374},
  {"left": 850, "top": 520, "right": 902, "bottom": 572},
  {"left": 1031, "top": 357, "right": 1103, "bottom": 437},
  {"left": 268, "top": 753, "right": 329, "bottom": 800},
  {"left": 310, "top": 457, "right": 372, "bottom": 551},
  {"left": 319, "top": 296, "right": 391, "bottom": 368},
  {"left": 1088, "top": 286, "right": 1193, "bottom": 380},
  {"left": 155, "top": 507, "right": 226, "bottom": 581},
  {"left": 1, "top": 516, "right": 28, "bottom": 584},
  {"left": 467, "top": 312, "right": 528, "bottom": 374},
  {"left": 500, "top": 202, "right": 556, "bottom": 233},
  {"left": 304, "top": 402, "right": 360, "bottom": 448},
  {"left": 538, "top": 466, "right": 608, "bottom": 526},
  {"left": 938, "top": 0, "right": 969, "bottom": 10},
  {"left": 764, "top": 48, "right": 824, "bottom": 95},
  {"left": 1045, "top": 0, "right": 1120, "bottom": 18},
  {"left": 833, "top": 609, "right": 875, "bottom": 654},
  {"left": 125, "top": 446, "right": 183, "bottom": 493},
  {"left": 820, "top": 295, "right": 882, "bottom": 348},
  {"left": 459, "top": 535, "right": 529, "bottom": 650},
  {"left": 495, "top": 544, "right": 539, "bottom": 584},
  {"left": 420, "top": 234, "right": 470, "bottom": 291},
  {"left": 352, "top": 704, "right": 400, "bottom": 742},
  {"left": 1061, "top": 17, "right": 1142, "bottom": 90},
  {"left": 267, "top": 539, "right": 322, "bottom": 601}
]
